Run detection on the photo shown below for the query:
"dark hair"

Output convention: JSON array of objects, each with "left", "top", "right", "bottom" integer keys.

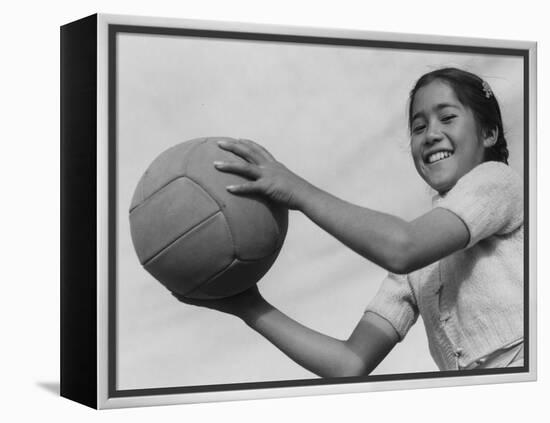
[{"left": 408, "top": 67, "right": 509, "bottom": 165}]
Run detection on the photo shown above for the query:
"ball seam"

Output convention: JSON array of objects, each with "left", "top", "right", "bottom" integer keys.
[
  {"left": 141, "top": 210, "right": 223, "bottom": 267},
  {"left": 185, "top": 137, "right": 241, "bottom": 260}
]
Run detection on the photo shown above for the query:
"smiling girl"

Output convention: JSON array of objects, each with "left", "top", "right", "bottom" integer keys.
[{"left": 175, "top": 67, "right": 524, "bottom": 375}]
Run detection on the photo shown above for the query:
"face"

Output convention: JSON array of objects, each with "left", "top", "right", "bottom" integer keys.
[{"left": 410, "top": 80, "right": 490, "bottom": 194}]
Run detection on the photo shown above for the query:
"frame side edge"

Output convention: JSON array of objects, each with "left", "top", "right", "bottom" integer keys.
[
  {"left": 60, "top": 13, "right": 98, "bottom": 409},
  {"left": 528, "top": 42, "right": 538, "bottom": 380}
]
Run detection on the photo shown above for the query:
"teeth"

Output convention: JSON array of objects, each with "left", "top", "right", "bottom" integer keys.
[{"left": 427, "top": 151, "right": 453, "bottom": 164}]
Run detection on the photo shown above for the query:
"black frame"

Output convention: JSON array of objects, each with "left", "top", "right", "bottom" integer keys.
[{"left": 60, "top": 14, "right": 98, "bottom": 409}]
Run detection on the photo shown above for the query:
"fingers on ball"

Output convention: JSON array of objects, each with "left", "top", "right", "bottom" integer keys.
[
  {"left": 218, "top": 139, "right": 266, "bottom": 164},
  {"left": 240, "top": 138, "right": 275, "bottom": 161},
  {"left": 226, "top": 181, "right": 259, "bottom": 194},
  {"left": 214, "top": 161, "right": 261, "bottom": 179}
]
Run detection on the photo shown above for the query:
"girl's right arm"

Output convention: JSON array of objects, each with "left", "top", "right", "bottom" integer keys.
[
  {"left": 175, "top": 287, "right": 399, "bottom": 378},
  {"left": 215, "top": 139, "right": 469, "bottom": 275}
]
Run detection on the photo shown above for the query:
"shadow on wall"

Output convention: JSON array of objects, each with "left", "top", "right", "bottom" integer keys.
[{"left": 36, "top": 381, "right": 60, "bottom": 396}]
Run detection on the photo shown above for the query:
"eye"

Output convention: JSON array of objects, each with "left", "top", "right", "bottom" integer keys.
[
  {"left": 412, "top": 123, "right": 426, "bottom": 134},
  {"left": 441, "top": 114, "right": 457, "bottom": 123}
]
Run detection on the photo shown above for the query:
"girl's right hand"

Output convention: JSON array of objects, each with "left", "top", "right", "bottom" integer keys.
[
  {"left": 214, "top": 138, "right": 314, "bottom": 210},
  {"left": 171, "top": 285, "right": 267, "bottom": 322}
]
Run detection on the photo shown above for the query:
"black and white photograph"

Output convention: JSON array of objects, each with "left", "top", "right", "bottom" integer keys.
[
  {"left": 5, "top": 0, "right": 548, "bottom": 420},
  {"left": 63, "top": 14, "right": 534, "bottom": 407}
]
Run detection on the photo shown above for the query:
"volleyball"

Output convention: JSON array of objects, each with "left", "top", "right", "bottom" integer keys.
[{"left": 129, "top": 137, "right": 288, "bottom": 299}]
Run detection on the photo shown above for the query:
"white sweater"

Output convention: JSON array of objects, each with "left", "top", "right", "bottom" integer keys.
[{"left": 366, "top": 161, "right": 524, "bottom": 370}]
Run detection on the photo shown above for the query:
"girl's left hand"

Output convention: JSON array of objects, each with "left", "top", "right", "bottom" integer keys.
[
  {"left": 215, "top": 138, "right": 312, "bottom": 210},
  {"left": 172, "top": 285, "right": 267, "bottom": 322}
]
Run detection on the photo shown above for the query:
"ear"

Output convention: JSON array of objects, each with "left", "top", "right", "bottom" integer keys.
[{"left": 482, "top": 127, "right": 498, "bottom": 148}]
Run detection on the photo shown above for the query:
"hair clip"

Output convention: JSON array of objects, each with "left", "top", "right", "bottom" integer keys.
[{"left": 481, "top": 80, "right": 493, "bottom": 99}]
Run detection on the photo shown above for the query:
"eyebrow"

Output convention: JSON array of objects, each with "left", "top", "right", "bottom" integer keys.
[{"left": 412, "top": 103, "right": 460, "bottom": 122}]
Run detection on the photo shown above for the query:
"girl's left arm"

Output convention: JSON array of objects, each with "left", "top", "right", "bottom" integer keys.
[{"left": 216, "top": 139, "right": 469, "bottom": 274}]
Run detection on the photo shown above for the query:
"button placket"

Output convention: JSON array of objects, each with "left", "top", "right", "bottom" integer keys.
[
  {"left": 454, "top": 348, "right": 465, "bottom": 369},
  {"left": 438, "top": 312, "right": 463, "bottom": 368},
  {"left": 440, "top": 313, "right": 451, "bottom": 323},
  {"left": 436, "top": 269, "right": 451, "bottom": 326},
  {"left": 435, "top": 261, "right": 463, "bottom": 369},
  {"left": 475, "top": 357, "right": 486, "bottom": 366}
]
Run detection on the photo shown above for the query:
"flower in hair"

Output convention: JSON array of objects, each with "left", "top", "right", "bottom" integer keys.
[{"left": 481, "top": 80, "right": 493, "bottom": 99}]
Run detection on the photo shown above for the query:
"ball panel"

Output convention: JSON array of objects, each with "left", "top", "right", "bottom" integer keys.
[
  {"left": 131, "top": 138, "right": 204, "bottom": 211},
  {"left": 186, "top": 138, "right": 284, "bottom": 260},
  {"left": 144, "top": 212, "right": 234, "bottom": 295},
  {"left": 193, "top": 252, "right": 280, "bottom": 298},
  {"left": 129, "top": 172, "right": 146, "bottom": 213},
  {"left": 130, "top": 177, "right": 220, "bottom": 264}
]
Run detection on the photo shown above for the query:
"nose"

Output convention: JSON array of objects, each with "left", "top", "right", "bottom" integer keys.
[{"left": 425, "top": 123, "right": 444, "bottom": 145}]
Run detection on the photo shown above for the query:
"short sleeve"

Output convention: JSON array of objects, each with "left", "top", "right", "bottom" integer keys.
[
  {"left": 435, "top": 162, "right": 523, "bottom": 249},
  {"left": 365, "top": 272, "right": 419, "bottom": 341}
]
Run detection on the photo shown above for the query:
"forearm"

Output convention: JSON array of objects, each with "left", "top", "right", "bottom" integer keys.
[
  {"left": 297, "top": 184, "right": 412, "bottom": 273},
  {"left": 240, "top": 298, "right": 368, "bottom": 378},
  {"left": 214, "top": 139, "right": 465, "bottom": 273}
]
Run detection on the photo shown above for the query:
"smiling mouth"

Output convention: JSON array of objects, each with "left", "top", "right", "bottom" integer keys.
[{"left": 426, "top": 151, "right": 453, "bottom": 164}]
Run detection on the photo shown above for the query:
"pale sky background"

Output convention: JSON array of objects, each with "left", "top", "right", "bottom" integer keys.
[{"left": 116, "top": 32, "right": 524, "bottom": 390}]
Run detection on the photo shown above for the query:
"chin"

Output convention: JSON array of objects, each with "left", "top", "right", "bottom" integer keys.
[
  {"left": 433, "top": 183, "right": 454, "bottom": 195},
  {"left": 423, "top": 173, "right": 457, "bottom": 195}
]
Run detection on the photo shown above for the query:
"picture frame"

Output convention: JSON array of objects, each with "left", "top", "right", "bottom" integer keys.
[{"left": 60, "top": 13, "right": 537, "bottom": 409}]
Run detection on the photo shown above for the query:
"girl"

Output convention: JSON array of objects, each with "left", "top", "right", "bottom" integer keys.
[{"left": 175, "top": 67, "right": 524, "bottom": 376}]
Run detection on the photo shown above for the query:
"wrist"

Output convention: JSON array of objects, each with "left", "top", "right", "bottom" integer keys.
[
  {"left": 294, "top": 180, "right": 326, "bottom": 214},
  {"left": 292, "top": 178, "right": 320, "bottom": 211},
  {"left": 239, "top": 295, "right": 272, "bottom": 327}
]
